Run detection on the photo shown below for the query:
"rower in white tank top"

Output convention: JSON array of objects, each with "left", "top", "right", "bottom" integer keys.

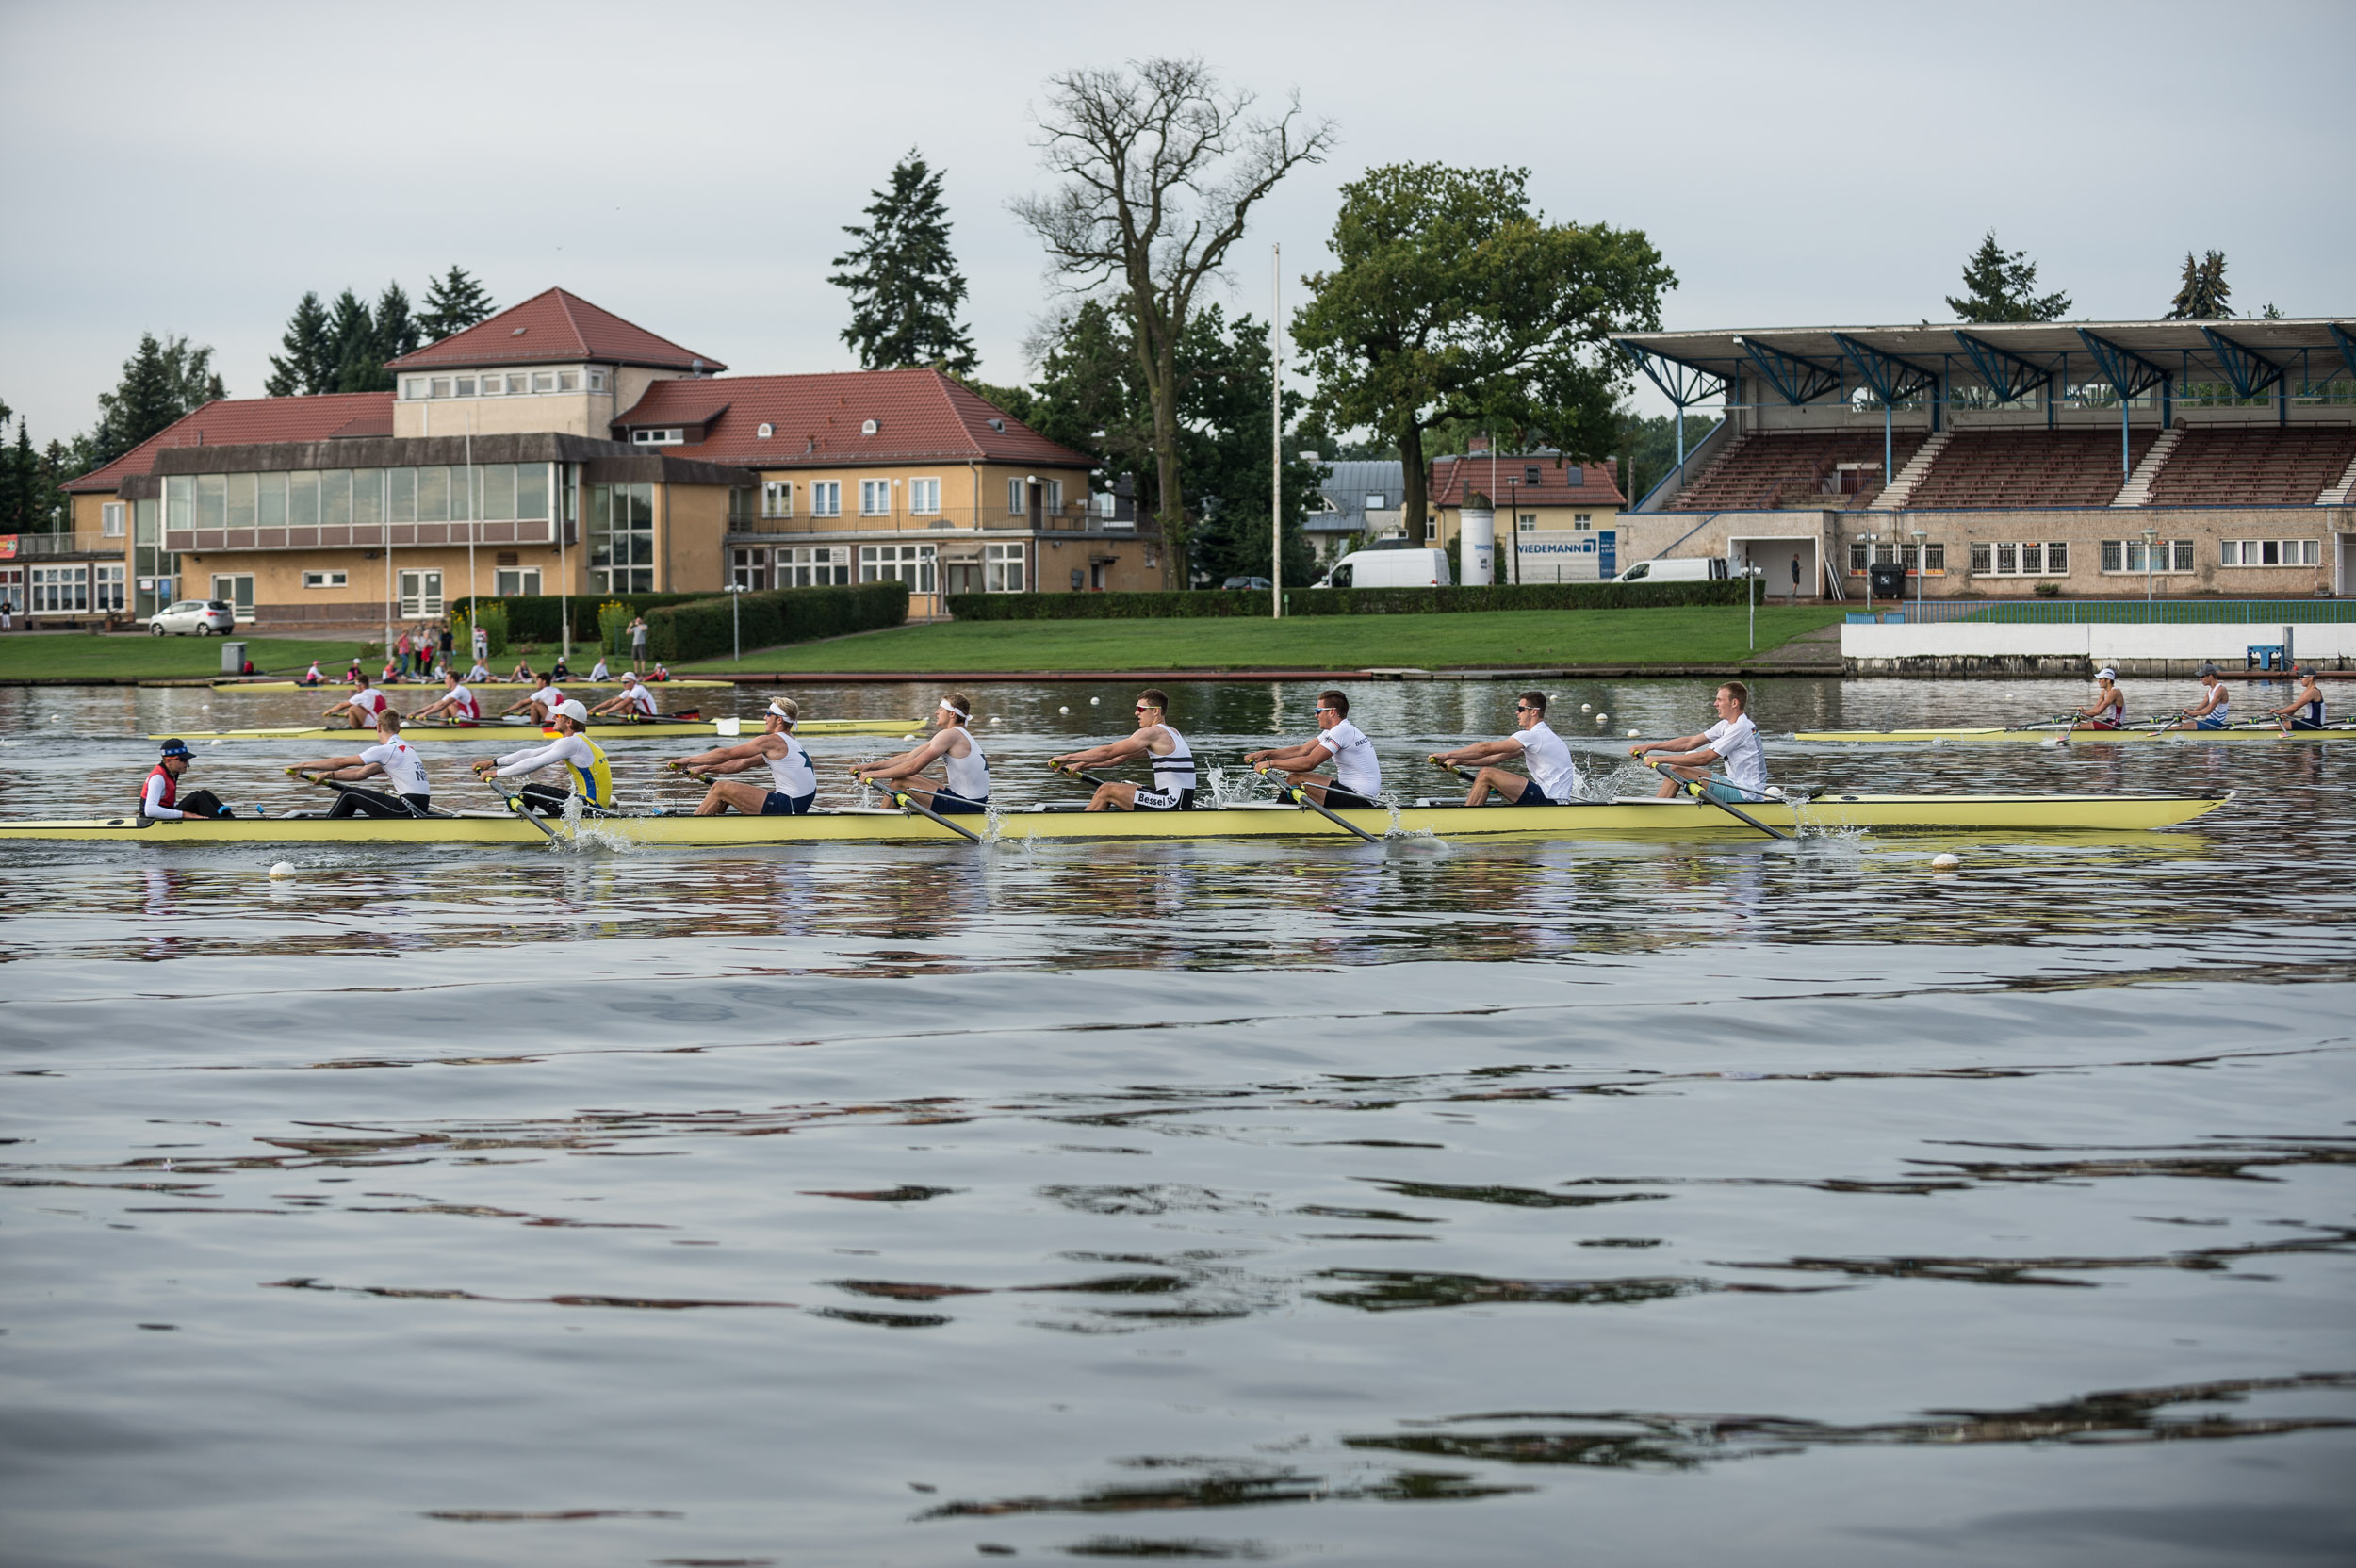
[
  {"left": 1048, "top": 690, "right": 1197, "bottom": 812},
  {"left": 941, "top": 727, "right": 990, "bottom": 802},
  {"left": 850, "top": 695, "right": 991, "bottom": 814},
  {"left": 766, "top": 731, "right": 815, "bottom": 801}
]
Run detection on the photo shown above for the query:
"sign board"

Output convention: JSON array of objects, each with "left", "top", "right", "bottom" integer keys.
[
  {"left": 0, "top": 536, "right": 17, "bottom": 561},
  {"left": 1513, "top": 531, "right": 1617, "bottom": 583}
]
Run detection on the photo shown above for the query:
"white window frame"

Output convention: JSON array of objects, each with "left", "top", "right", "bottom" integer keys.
[
  {"left": 93, "top": 564, "right": 125, "bottom": 612},
  {"left": 493, "top": 567, "right": 542, "bottom": 597},
  {"left": 2101, "top": 538, "right": 2193, "bottom": 575},
  {"left": 402, "top": 378, "right": 429, "bottom": 400},
  {"left": 761, "top": 481, "right": 793, "bottom": 518},
  {"left": 101, "top": 502, "right": 125, "bottom": 537},
  {"left": 909, "top": 477, "right": 941, "bottom": 514},
  {"left": 587, "top": 369, "right": 608, "bottom": 393},
  {"left": 479, "top": 373, "right": 503, "bottom": 396},
  {"left": 859, "top": 543, "right": 936, "bottom": 594},
  {"left": 984, "top": 541, "right": 1025, "bottom": 593},
  {"left": 859, "top": 479, "right": 893, "bottom": 516},
  {"left": 430, "top": 378, "right": 452, "bottom": 399},
  {"left": 31, "top": 564, "right": 89, "bottom": 613},
  {"left": 631, "top": 428, "right": 683, "bottom": 447},
  {"left": 531, "top": 372, "right": 556, "bottom": 393},
  {"left": 2221, "top": 539, "right": 2322, "bottom": 567},
  {"left": 1007, "top": 478, "right": 1027, "bottom": 514},
  {"left": 302, "top": 570, "right": 349, "bottom": 589},
  {"left": 810, "top": 482, "right": 842, "bottom": 517},
  {"left": 558, "top": 370, "right": 580, "bottom": 392},
  {"left": 453, "top": 377, "right": 477, "bottom": 397},
  {"left": 1970, "top": 540, "right": 2070, "bottom": 577},
  {"left": 1044, "top": 479, "right": 1064, "bottom": 512}
]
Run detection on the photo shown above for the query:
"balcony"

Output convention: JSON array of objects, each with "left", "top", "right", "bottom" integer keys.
[
  {"left": 727, "top": 500, "right": 1141, "bottom": 537},
  {"left": 2, "top": 531, "right": 122, "bottom": 560},
  {"left": 161, "top": 519, "right": 575, "bottom": 553}
]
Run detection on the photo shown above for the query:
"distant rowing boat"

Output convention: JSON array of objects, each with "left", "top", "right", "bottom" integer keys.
[
  {"left": 216, "top": 678, "right": 733, "bottom": 691},
  {"left": 148, "top": 717, "right": 923, "bottom": 743},
  {"left": 0, "top": 793, "right": 2232, "bottom": 844},
  {"left": 1792, "top": 724, "right": 2353, "bottom": 744}
]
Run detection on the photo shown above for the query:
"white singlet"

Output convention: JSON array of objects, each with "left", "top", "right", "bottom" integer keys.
[
  {"left": 623, "top": 684, "right": 657, "bottom": 716},
  {"left": 1316, "top": 718, "right": 1382, "bottom": 797},
  {"left": 348, "top": 687, "right": 389, "bottom": 718},
  {"left": 1513, "top": 720, "right": 1580, "bottom": 803},
  {"left": 1145, "top": 724, "right": 1196, "bottom": 793},
  {"left": 766, "top": 734, "right": 817, "bottom": 800},
  {"left": 1703, "top": 712, "right": 1766, "bottom": 794},
  {"left": 2205, "top": 688, "right": 2231, "bottom": 721},
  {"left": 941, "top": 727, "right": 990, "bottom": 800},
  {"left": 361, "top": 737, "right": 432, "bottom": 797},
  {"left": 534, "top": 685, "right": 564, "bottom": 712},
  {"left": 442, "top": 684, "right": 479, "bottom": 721}
]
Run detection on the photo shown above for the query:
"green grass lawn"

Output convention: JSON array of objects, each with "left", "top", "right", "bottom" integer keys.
[
  {"left": 682, "top": 605, "right": 1846, "bottom": 674},
  {"left": 0, "top": 634, "right": 373, "bottom": 681}
]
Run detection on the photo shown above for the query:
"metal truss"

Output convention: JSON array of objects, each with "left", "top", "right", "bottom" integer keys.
[
  {"left": 1731, "top": 336, "right": 1843, "bottom": 404},
  {"left": 2327, "top": 324, "right": 2356, "bottom": 387},
  {"left": 2198, "top": 327, "right": 2286, "bottom": 399},
  {"left": 1618, "top": 344, "right": 1728, "bottom": 409},
  {"left": 1952, "top": 332, "right": 2053, "bottom": 404},
  {"left": 2075, "top": 329, "right": 2172, "bottom": 400},
  {"left": 1832, "top": 335, "right": 1939, "bottom": 404}
]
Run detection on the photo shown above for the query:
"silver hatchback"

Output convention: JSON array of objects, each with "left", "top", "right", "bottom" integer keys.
[{"left": 149, "top": 599, "right": 237, "bottom": 636}]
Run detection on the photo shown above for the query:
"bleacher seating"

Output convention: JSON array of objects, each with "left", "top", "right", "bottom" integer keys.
[
  {"left": 1903, "top": 430, "right": 2155, "bottom": 510},
  {"left": 1670, "top": 432, "right": 1927, "bottom": 511},
  {"left": 2142, "top": 426, "right": 2356, "bottom": 507}
]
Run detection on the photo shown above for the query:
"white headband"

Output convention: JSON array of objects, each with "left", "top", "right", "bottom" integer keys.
[
  {"left": 766, "top": 702, "right": 796, "bottom": 724},
  {"left": 939, "top": 702, "right": 969, "bottom": 720}
]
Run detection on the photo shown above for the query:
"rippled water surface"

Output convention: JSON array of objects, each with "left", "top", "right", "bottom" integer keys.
[{"left": 4, "top": 676, "right": 2351, "bottom": 1566}]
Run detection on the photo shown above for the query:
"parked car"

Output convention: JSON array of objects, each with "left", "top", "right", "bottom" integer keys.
[
  {"left": 149, "top": 599, "right": 236, "bottom": 636},
  {"left": 1613, "top": 557, "right": 1731, "bottom": 583},
  {"left": 1220, "top": 576, "right": 1273, "bottom": 591},
  {"left": 1313, "top": 547, "right": 1455, "bottom": 589}
]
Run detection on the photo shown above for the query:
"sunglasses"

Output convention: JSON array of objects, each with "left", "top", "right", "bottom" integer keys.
[
  {"left": 1135, "top": 705, "right": 1157, "bottom": 713},
  {"left": 1513, "top": 704, "right": 1536, "bottom": 712}
]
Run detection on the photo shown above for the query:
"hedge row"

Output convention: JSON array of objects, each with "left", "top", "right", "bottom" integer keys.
[
  {"left": 944, "top": 580, "right": 1757, "bottom": 620},
  {"left": 450, "top": 592, "right": 709, "bottom": 646},
  {"left": 646, "top": 580, "right": 910, "bottom": 662}
]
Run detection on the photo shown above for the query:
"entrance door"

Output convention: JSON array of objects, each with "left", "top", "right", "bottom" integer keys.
[
  {"left": 399, "top": 570, "right": 444, "bottom": 616},
  {"left": 210, "top": 574, "right": 254, "bottom": 614}
]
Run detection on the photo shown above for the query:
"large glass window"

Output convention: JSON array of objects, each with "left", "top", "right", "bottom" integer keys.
[
  {"left": 761, "top": 481, "right": 792, "bottom": 518},
  {"left": 290, "top": 471, "right": 319, "bottom": 529},
  {"left": 258, "top": 471, "right": 288, "bottom": 529},
  {"left": 859, "top": 543, "right": 935, "bottom": 593},
  {"left": 225, "top": 475, "right": 255, "bottom": 529},
  {"left": 515, "top": 464, "right": 548, "bottom": 521},
  {"left": 353, "top": 469, "right": 383, "bottom": 528},
  {"left": 94, "top": 564, "right": 125, "bottom": 612},
  {"left": 388, "top": 467, "right": 416, "bottom": 523},
  {"left": 777, "top": 546, "right": 848, "bottom": 586},
  {"left": 482, "top": 464, "right": 516, "bottom": 522},
  {"left": 984, "top": 541, "right": 1024, "bottom": 592},
  {"left": 165, "top": 475, "right": 191, "bottom": 530},
  {"left": 195, "top": 473, "right": 226, "bottom": 530},
  {"left": 910, "top": 478, "right": 941, "bottom": 514},
  {"left": 32, "top": 565, "right": 89, "bottom": 612},
  {"left": 589, "top": 482, "right": 657, "bottom": 593},
  {"left": 417, "top": 466, "right": 449, "bottom": 523},
  {"left": 322, "top": 469, "right": 352, "bottom": 529}
]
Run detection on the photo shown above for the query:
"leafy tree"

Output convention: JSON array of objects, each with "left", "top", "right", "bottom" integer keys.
[
  {"left": 264, "top": 291, "right": 335, "bottom": 396},
  {"left": 2260, "top": 301, "right": 2284, "bottom": 319},
  {"left": 830, "top": 150, "right": 976, "bottom": 373},
  {"left": 2166, "top": 250, "right": 2232, "bottom": 319},
  {"left": 1012, "top": 57, "right": 1333, "bottom": 581},
  {"left": 1617, "top": 409, "right": 1721, "bottom": 508},
  {"left": 417, "top": 266, "right": 495, "bottom": 342},
  {"left": 1291, "top": 162, "right": 1673, "bottom": 542},
  {"left": 1946, "top": 232, "right": 2071, "bottom": 323},
  {"left": 1180, "top": 307, "right": 1322, "bottom": 586}
]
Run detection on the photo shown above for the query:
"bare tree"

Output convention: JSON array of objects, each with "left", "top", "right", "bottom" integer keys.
[{"left": 1012, "top": 57, "right": 1333, "bottom": 583}]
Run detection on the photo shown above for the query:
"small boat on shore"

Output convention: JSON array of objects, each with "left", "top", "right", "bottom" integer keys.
[
  {"left": 0, "top": 792, "right": 2232, "bottom": 845},
  {"left": 148, "top": 717, "right": 923, "bottom": 743},
  {"left": 1792, "top": 724, "right": 2353, "bottom": 745}
]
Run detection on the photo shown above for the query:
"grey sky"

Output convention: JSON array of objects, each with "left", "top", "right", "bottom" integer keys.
[{"left": 2, "top": 0, "right": 2349, "bottom": 447}]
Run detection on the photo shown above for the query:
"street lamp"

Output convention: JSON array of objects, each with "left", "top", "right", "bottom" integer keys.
[
  {"left": 725, "top": 580, "right": 748, "bottom": 662},
  {"left": 2140, "top": 525, "right": 2159, "bottom": 620},
  {"left": 1910, "top": 528, "right": 1927, "bottom": 623},
  {"left": 1503, "top": 476, "right": 1520, "bottom": 587}
]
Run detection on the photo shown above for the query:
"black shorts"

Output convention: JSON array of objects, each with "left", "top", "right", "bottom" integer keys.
[
  {"left": 1132, "top": 786, "right": 1196, "bottom": 812},
  {"left": 929, "top": 788, "right": 989, "bottom": 815},
  {"left": 760, "top": 791, "right": 816, "bottom": 816},
  {"left": 1512, "top": 778, "right": 1565, "bottom": 807},
  {"left": 1321, "top": 786, "right": 1380, "bottom": 811}
]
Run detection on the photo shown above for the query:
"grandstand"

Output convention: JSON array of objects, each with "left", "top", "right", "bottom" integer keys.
[{"left": 1611, "top": 318, "right": 2356, "bottom": 599}]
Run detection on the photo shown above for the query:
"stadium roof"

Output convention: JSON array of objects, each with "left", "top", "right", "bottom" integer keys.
[{"left": 1611, "top": 318, "right": 2356, "bottom": 407}]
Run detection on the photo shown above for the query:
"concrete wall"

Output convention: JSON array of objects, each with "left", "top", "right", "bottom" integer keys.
[
  {"left": 662, "top": 482, "right": 729, "bottom": 594},
  {"left": 1842, "top": 620, "right": 2356, "bottom": 675}
]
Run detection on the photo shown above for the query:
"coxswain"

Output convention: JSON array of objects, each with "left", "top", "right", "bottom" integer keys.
[
  {"left": 470, "top": 700, "right": 614, "bottom": 816},
  {"left": 1632, "top": 680, "right": 1767, "bottom": 803},
  {"left": 588, "top": 672, "right": 661, "bottom": 720},
  {"left": 1244, "top": 688, "right": 1382, "bottom": 808},
  {"left": 2159, "top": 664, "right": 2233, "bottom": 732},
  {"left": 323, "top": 673, "right": 395, "bottom": 730},
  {"left": 290, "top": 711, "right": 434, "bottom": 818},
  {"left": 138, "top": 739, "right": 233, "bottom": 820},
  {"left": 664, "top": 699, "right": 818, "bottom": 816},
  {"left": 499, "top": 672, "right": 564, "bottom": 723},
  {"left": 588, "top": 653, "right": 613, "bottom": 682},
  {"left": 1049, "top": 688, "right": 1195, "bottom": 812},
  {"left": 2070, "top": 667, "right": 2126, "bottom": 731},
  {"left": 2267, "top": 665, "right": 2328, "bottom": 734},
  {"left": 853, "top": 694, "right": 990, "bottom": 814},
  {"left": 411, "top": 669, "right": 483, "bottom": 726},
  {"left": 1434, "top": 690, "right": 1580, "bottom": 806}
]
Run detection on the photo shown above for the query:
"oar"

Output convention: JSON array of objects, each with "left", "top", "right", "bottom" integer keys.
[
  {"left": 1046, "top": 760, "right": 1117, "bottom": 791},
  {"left": 482, "top": 776, "right": 561, "bottom": 843},
  {"left": 1427, "top": 754, "right": 1478, "bottom": 784},
  {"left": 1633, "top": 754, "right": 1790, "bottom": 841},
  {"left": 859, "top": 774, "right": 982, "bottom": 844},
  {"left": 1253, "top": 764, "right": 1383, "bottom": 844}
]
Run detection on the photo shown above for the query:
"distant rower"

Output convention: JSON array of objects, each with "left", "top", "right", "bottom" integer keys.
[
  {"left": 2160, "top": 664, "right": 2232, "bottom": 731},
  {"left": 291, "top": 711, "right": 434, "bottom": 818},
  {"left": 470, "top": 699, "right": 613, "bottom": 815},
  {"left": 588, "top": 672, "right": 660, "bottom": 720},
  {"left": 1632, "top": 680, "right": 1767, "bottom": 803},
  {"left": 1050, "top": 688, "right": 1196, "bottom": 812},
  {"left": 412, "top": 670, "right": 482, "bottom": 725},
  {"left": 1246, "top": 688, "right": 1382, "bottom": 809},
  {"left": 323, "top": 674, "right": 395, "bottom": 730},
  {"left": 2267, "top": 665, "right": 2327, "bottom": 734},
  {"left": 855, "top": 694, "right": 990, "bottom": 814},
  {"left": 1434, "top": 690, "right": 1579, "bottom": 807},
  {"left": 665, "top": 699, "right": 816, "bottom": 816},
  {"left": 2071, "top": 667, "right": 2125, "bottom": 731},
  {"left": 499, "top": 673, "right": 564, "bottom": 724}
]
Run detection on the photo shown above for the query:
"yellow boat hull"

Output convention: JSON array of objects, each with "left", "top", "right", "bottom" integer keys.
[
  {"left": 1794, "top": 724, "right": 2352, "bottom": 744},
  {"left": 0, "top": 794, "right": 2231, "bottom": 845},
  {"left": 149, "top": 718, "right": 922, "bottom": 743}
]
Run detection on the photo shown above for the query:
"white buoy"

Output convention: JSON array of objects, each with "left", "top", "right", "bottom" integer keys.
[
  {"left": 1089, "top": 696, "right": 1100, "bottom": 705},
  {"left": 268, "top": 862, "right": 296, "bottom": 880},
  {"left": 1058, "top": 706, "right": 1070, "bottom": 714},
  {"left": 1931, "top": 852, "right": 1960, "bottom": 871},
  {"left": 1595, "top": 713, "right": 1608, "bottom": 724},
  {"left": 207, "top": 739, "right": 222, "bottom": 746},
  {"left": 990, "top": 716, "right": 1002, "bottom": 725},
  {"left": 1580, "top": 702, "right": 1592, "bottom": 712},
  {"left": 1627, "top": 728, "right": 1640, "bottom": 738}
]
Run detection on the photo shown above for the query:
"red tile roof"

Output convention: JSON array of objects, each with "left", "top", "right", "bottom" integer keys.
[
  {"left": 614, "top": 368, "right": 1094, "bottom": 469},
  {"left": 1428, "top": 453, "right": 1625, "bottom": 508},
  {"left": 66, "top": 392, "right": 397, "bottom": 493},
  {"left": 386, "top": 287, "right": 725, "bottom": 373}
]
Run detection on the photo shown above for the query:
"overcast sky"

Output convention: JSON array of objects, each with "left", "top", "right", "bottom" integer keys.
[{"left": 3, "top": 0, "right": 2349, "bottom": 446}]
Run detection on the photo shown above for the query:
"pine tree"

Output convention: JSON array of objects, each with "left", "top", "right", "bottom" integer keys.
[
  {"left": 2166, "top": 251, "right": 2233, "bottom": 319},
  {"left": 35, "top": 440, "right": 72, "bottom": 531},
  {"left": 90, "top": 334, "right": 185, "bottom": 467},
  {"left": 265, "top": 291, "right": 335, "bottom": 396},
  {"left": 0, "top": 406, "right": 25, "bottom": 533},
  {"left": 374, "top": 282, "right": 420, "bottom": 361},
  {"left": 1946, "top": 232, "right": 2072, "bottom": 323},
  {"left": 829, "top": 150, "right": 976, "bottom": 373},
  {"left": 326, "top": 287, "right": 387, "bottom": 393},
  {"left": 417, "top": 267, "right": 495, "bottom": 342},
  {"left": 156, "top": 335, "right": 225, "bottom": 409}
]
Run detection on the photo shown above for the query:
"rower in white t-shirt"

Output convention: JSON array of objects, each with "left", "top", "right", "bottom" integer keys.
[
  {"left": 322, "top": 676, "right": 395, "bottom": 730},
  {"left": 499, "top": 674, "right": 564, "bottom": 723},
  {"left": 588, "top": 672, "right": 661, "bottom": 720},
  {"left": 290, "top": 711, "right": 434, "bottom": 818},
  {"left": 588, "top": 656, "right": 613, "bottom": 683},
  {"left": 1634, "top": 680, "right": 1768, "bottom": 803},
  {"left": 411, "top": 670, "right": 482, "bottom": 725},
  {"left": 1245, "top": 688, "right": 1383, "bottom": 809},
  {"left": 1433, "top": 691, "right": 1581, "bottom": 807}
]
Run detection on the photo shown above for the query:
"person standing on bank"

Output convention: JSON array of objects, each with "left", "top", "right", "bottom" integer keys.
[
  {"left": 290, "top": 711, "right": 434, "bottom": 818},
  {"left": 1433, "top": 691, "right": 1580, "bottom": 807},
  {"left": 1632, "top": 680, "right": 1768, "bottom": 802},
  {"left": 629, "top": 614, "right": 649, "bottom": 675},
  {"left": 853, "top": 694, "right": 991, "bottom": 814},
  {"left": 1245, "top": 689, "right": 1383, "bottom": 809}
]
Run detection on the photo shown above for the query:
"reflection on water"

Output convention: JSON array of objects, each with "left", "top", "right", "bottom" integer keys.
[{"left": 2, "top": 675, "right": 2352, "bottom": 1566}]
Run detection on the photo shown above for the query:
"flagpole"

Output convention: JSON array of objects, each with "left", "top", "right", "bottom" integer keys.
[
  {"left": 466, "top": 415, "right": 477, "bottom": 652},
  {"left": 1270, "top": 242, "right": 1282, "bottom": 622}
]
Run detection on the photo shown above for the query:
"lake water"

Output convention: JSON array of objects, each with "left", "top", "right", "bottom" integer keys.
[{"left": 3, "top": 675, "right": 2350, "bottom": 1566}]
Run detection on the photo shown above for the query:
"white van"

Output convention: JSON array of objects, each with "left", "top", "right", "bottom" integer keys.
[
  {"left": 1317, "top": 547, "right": 1455, "bottom": 589},
  {"left": 1614, "top": 557, "right": 1732, "bottom": 583}
]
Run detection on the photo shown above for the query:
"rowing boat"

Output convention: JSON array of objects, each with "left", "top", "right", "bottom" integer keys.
[
  {"left": 0, "top": 792, "right": 2231, "bottom": 844},
  {"left": 1792, "top": 724, "right": 2354, "bottom": 744},
  {"left": 149, "top": 717, "right": 923, "bottom": 743},
  {"left": 216, "top": 678, "right": 733, "bottom": 691}
]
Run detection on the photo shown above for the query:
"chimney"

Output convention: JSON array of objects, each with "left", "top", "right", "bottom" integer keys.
[{"left": 1466, "top": 434, "right": 1489, "bottom": 453}]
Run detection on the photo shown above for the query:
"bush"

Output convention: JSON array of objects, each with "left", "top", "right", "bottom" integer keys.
[
  {"left": 450, "top": 591, "right": 708, "bottom": 647},
  {"left": 2033, "top": 582, "right": 2062, "bottom": 598},
  {"left": 646, "top": 581, "right": 910, "bottom": 662},
  {"left": 456, "top": 601, "right": 508, "bottom": 659},
  {"left": 944, "top": 580, "right": 1758, "bottom": 621},
  {"left": 597, "top": 600, "right": 632, "bottom": 655}
]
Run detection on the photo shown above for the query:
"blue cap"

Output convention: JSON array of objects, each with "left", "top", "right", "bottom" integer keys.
[{"left": 159, "top": 739, "right": 192, "bottom": 758}]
